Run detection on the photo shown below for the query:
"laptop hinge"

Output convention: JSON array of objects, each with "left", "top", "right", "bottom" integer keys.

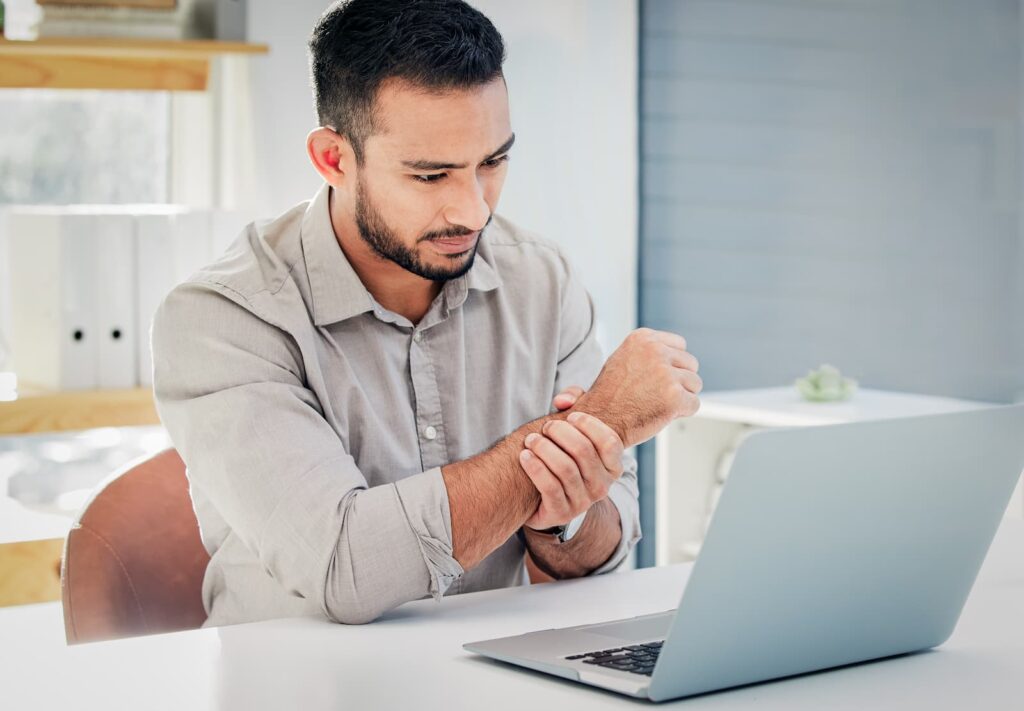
[{"left": 577, "top": 669, "right": 649, "bottom": 698}]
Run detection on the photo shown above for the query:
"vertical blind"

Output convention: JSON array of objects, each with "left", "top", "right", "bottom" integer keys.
[
  {"left": 639, "top": 0, "right": 1022, "bottom": 403},
  {"left": 636, "top": 0, "right": 1024, "bottom": 564}
]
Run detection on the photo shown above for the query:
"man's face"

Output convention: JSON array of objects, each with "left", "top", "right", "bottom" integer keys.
[{"left": 352, "top": 77, "right": 513, "bottom": 282}]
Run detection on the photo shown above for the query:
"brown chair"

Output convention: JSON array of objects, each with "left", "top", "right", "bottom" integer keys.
[{"left": 61, "top": 449, "right": 210, "bottom": 644}]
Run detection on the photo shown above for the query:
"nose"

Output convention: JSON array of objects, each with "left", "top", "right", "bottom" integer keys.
[{"left": 442, "top": 178, "right": 490, "bottom": 232}]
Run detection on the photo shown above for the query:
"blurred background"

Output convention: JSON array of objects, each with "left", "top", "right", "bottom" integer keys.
[{"left": 0, "top": 0, "right": 1021, "bottom": 610}]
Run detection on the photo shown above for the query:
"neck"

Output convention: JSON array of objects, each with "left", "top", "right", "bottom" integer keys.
[{"left": 329, "top": 190, "right": 442, "bottom": 325}]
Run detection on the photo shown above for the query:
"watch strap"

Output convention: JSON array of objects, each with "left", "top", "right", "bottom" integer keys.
[{"left": 521, "top": 511, "right": 587, "bottom": 544}]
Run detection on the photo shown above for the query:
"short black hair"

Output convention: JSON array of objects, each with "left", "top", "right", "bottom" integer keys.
[{"left": 309, "top": 0, "right": 506, "bottom": 163}]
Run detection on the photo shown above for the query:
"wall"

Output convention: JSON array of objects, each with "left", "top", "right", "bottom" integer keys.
[
  {"left": 1019, "top": 1, "right": 1024, "bottom": 403},
  {"left": 244, "top": 1, "right": 323, "bottom": 215},
  {"left": 640, "top": 0, "right": 1023, "bottom": 404},
  {"left": 244, "top": 0, "right": 639, "bottom": 352}
]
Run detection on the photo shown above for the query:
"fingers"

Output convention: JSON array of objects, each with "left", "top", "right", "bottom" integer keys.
[
  {"left": 677, "top": 368, "right": 703, "bottom": 395},
  {"left": 642, "top": 327, "right": 687, "bottom": 352},
  {"left": 656, "top": 335, "right": 700, "bottom": 401},
  {"left": 525, "top": 414, "right": 624, "bottom": 508},
  {"left": 524, "top": 432, "right": 589, "bottom": 513},
  {"left": 666, "top": 347, "right": 699, "bottom": 374},
  {"left": 676, "top": 387, "right": 701, "bottom": 417},
  {"left": 538, "top": 420, "right": 612, "bottom": 501},
  {"left": 686, "top": 391, "right": 701, "bottom": 416},
  {"left": 552, "top": 384, "right": 585, "bottom": 411},
  {"left": 519, "top": 448, "right": 568, "bottom": 521},
  {"left": 633, "top": 328, "right": 699, "bottom": 381},
  {"left": 650, "top": 330, "right": 701, "bottom": 409},
  {"left": 564, "top": 412, "right": 624, "bottom": 475},
  {"left": 632, "top": 328, "right": 696, "bottom": 367}
]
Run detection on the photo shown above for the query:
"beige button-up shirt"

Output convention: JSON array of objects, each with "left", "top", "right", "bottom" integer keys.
[{"left": 152, "top": 184, "right": 641, "bottom": 627}]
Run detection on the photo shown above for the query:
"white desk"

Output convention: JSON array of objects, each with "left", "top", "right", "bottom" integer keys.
[{"left": 3, "top": 519, "right": 1022, "bottom": 710}]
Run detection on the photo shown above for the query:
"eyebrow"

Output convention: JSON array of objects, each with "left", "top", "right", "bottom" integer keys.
[{"left": 401, "top": 133, "right": 515, "bottom": 171}]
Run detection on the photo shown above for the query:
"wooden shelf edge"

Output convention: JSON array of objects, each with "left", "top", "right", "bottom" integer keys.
[
  {"left": 0, "top": 388, "right": 160, "bottom": 434},
  {"left": 0, "top": 37, "right": 267, "bottom": 89},
  {"left": 0, "top": 538, "right": 64, "bottom": 607},
  {"left": 0, "top": 37, "right": 269, "bottom": 58}
]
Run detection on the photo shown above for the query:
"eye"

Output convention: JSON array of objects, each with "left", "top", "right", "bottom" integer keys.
[
  {"left": 413, "top": 173, "right": 447, "bottom": 184},
  {"left": 482, "top": 154, "right": 509, "bottom": 169}
]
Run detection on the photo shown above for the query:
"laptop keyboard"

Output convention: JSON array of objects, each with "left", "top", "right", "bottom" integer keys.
[{"left": 565, "top": 640, "right": 664, "bottom": 676}]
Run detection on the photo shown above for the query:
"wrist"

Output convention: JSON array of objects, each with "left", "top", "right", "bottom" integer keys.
[
  {"left": 572, "top": 394, "right": 629, "bottom": 446},
  {"left": 526, "top": 510, "right": 587, "bottom": 543}
]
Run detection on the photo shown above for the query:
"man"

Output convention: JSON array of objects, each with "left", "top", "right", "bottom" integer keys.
[{"left": 152, "top": 0, "right": 701, "bottom": 627}]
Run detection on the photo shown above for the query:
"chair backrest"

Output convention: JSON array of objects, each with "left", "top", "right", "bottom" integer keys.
[{"left": 61, "top": 448, "right": 210, "bottom": 644}]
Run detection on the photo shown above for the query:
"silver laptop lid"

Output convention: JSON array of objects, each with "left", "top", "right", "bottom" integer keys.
[{"left": 649, "top": 404, "right": 1024, "bottom": 701}]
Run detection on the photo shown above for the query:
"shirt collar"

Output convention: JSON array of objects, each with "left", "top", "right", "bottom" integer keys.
[{"left": 300, "top": 183, "right": 502, "bottom": 327}]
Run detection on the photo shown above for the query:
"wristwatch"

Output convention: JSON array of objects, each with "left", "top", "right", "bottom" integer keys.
[{"left": 535, "top": 510, "right": 587, "bottom": 543}]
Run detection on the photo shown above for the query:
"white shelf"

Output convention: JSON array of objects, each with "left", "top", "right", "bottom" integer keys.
[{"left": 696, "top": 386, "right": 990, "bottom": 428}]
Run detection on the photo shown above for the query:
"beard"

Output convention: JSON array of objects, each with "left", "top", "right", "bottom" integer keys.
[{"left": 354, "top": 177, "right": 489, "bottom": 282}]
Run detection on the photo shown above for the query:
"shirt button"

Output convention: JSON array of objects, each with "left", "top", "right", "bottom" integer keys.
[
  {"left": 413, "top": 331, "right": 423, "bottom": 343},
  {"left": 424, "top": 425, "right": 438, "bottom": 441}
]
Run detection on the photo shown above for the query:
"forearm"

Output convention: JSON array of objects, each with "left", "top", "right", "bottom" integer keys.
[
  {"left": 442, "top": 411, "right": 572, "bottom": 570},
  {"left": 522, "top": 497, "right": 621, "bottom": 579}
]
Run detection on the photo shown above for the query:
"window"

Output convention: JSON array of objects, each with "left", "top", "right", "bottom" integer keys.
[{"left": 0, "top": 89, "right": 171, "bottom": 205}]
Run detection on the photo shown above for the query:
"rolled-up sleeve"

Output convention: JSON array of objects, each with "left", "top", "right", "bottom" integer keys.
[
  {"left": 550, "top": 251, "right": 642, "bottom": 574},
  {"left": 591, "top": 453, "right": 641, "bottom": 574},
  {"left": 152, "top": 282, "right": 463, "bottom": 625}
]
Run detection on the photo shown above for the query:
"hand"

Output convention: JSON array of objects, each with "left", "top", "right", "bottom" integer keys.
[
  {"left": 519, "top": 411, "right": 625, "bottom": 530},
  {"left": 551, "top": 385, "right": 584, "bottom": 412},
  {"left": 574, "top": 328, "right": 701, "bottom": 447}
]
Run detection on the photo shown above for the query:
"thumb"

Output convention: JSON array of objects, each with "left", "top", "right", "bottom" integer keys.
[{"left": 552, "top": 385, "right": 585, "bottom": 411}]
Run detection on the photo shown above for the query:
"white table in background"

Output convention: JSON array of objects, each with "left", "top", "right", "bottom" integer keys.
[
  {"left": 655, "top": 387, "right": 1001, "bottom": 565},
  {"left": 2, "top": 519, "right": 1022, "bottom": 710}
]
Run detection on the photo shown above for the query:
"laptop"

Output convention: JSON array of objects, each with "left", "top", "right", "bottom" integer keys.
[{"left": 464, "top": 404, "right": 1024, "bottom": 702}]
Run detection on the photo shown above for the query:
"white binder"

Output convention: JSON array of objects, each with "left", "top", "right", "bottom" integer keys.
[
  {"left": 5, "top": 205, "right": 234, "bottom": 390},
  {"left": 5, "top": 209, "right": 100, "bottom": 390},
  {"left": 0, "top": 209, "right": 13, "bottom": 373},
  {"left": 91, "top": 211, "right": 138, "bottom": 389}
]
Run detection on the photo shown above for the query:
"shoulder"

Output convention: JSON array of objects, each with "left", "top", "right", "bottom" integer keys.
[
  {"left": 159, "top": 200, "right": 311, "bottom": 332},
  {"left": 197, "top": 202, "right": 308, "bottom": 303},
  {"left": 480, "top": 214, "right": 576, "bottom": 290},
  {"left": 478, "top": 216, "right": 599, "bottom": 366}
]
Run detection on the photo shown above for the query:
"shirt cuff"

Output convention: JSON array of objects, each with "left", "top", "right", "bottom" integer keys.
[
  {"left": 590, "top": 478, "right": 642, "bottom": 575},
  {"left": 393, "top": 466, "right": 465, "bottom": 600}
]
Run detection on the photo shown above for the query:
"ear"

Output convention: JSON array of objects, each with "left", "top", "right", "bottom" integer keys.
[{"left": 306, "top": 127, "right": 357, "bottom": 187}]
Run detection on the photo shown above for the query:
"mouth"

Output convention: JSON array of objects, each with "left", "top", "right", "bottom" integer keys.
[{"left": 428, "top": 232, "right": 479, "bottom": 256}]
